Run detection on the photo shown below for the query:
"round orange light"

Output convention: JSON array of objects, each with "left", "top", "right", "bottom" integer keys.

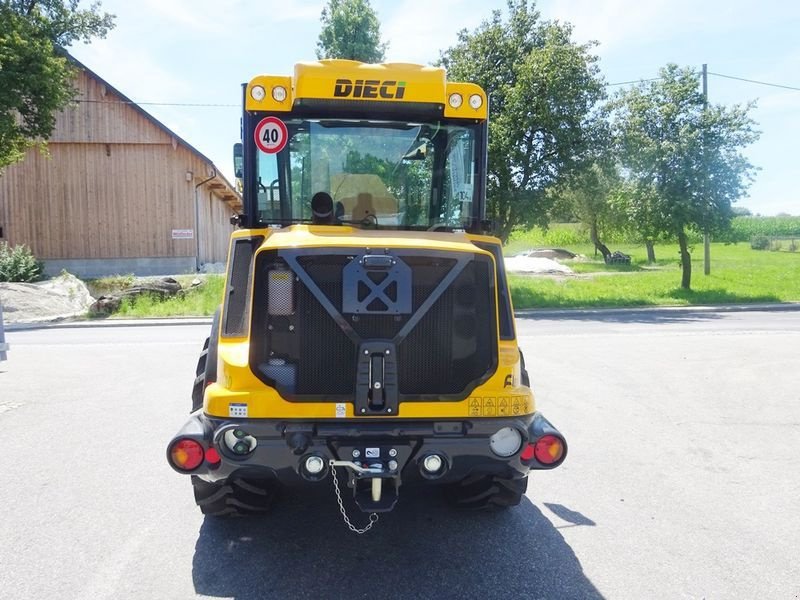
[
  {"left": 534, "top": 435, "right": 564, "bottom": 465},
  {"left": 170, "top": 439, "right": 204, "bottom": 471}
]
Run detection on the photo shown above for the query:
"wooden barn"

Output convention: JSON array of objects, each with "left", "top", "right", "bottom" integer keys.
[{"left": 0, "top": 55, "right": 240, "bottom": 278}]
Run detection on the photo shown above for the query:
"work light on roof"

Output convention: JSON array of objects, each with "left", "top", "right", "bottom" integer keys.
[
  {"left": 448, "top": 93, "right": 463, "bottom": 109},
  {"left": 469, "top": 94, "right": 483, "bottom": 109},
  {"left": 272, "top": 86, "right": 287, "bottom": 102},
  {"left": 250, "top": 85, "right": 266, "bottom": 101}
]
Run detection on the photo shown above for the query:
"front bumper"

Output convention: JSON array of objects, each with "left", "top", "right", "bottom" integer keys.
[{"left": 168, "top": 411, "right": 566, "bottom": 488}]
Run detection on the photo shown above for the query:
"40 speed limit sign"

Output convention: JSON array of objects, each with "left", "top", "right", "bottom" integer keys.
[{"left": 254, "top": 117, "right": 288, "bottom": 154}]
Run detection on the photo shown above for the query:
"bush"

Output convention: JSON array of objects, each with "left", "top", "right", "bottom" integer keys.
[
  {"left": 0, "top": 242, "right": 44, "bottom": 282},
  {"left": 750, "top": 235, "right": 769, "bottom": 250}
]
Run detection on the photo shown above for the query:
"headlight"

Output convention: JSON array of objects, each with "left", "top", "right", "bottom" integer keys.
[
  {"left": 489, "top": 427, "right": 523, "bottom": 457},
  {"left": 448, "top": 93, "right": 463, "bottom": 109},
  {"left": 469, "top": 94, "right": 483, "bottom": 109},
  {"left": 272, "top": 86, "right": 287, "bottom": 102},
  {"left": 250, "top": 85, "right": 266, "bottom": 101}
]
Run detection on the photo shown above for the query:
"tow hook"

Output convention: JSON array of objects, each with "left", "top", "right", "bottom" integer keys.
[
  {"left": 329, "top": 460, "right": 381, "bottom": 534},
  {"left": 329, "top": 460, "right": 386, "bottom": 502}
]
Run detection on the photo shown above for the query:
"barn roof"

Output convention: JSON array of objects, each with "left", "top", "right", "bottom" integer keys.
[{"left": 66, "top": 53, "right": 242, "bottom": 210}]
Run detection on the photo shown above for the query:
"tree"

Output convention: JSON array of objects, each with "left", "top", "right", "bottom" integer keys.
[
  {"left": 611, "top": 179, "right": 671, "bottom": 263},
  {"left": 316, "top": 0, "right": 386, "bottom": 63},
  {"left": 610, "top": 64, "right": 759, "bottom": 289},
  {"left": 438, "top": 0, "right": 604, "bottom": 242},
  {"left": 553, "top": 162, "right": 626, "bottom": 260},
  {"left": 0, "top": 0, "right": 113, "bottom": 171}
]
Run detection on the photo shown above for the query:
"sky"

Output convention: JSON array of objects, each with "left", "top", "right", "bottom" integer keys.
[{"left": 69, "top": 0, "right": 800, "bottom": 216}]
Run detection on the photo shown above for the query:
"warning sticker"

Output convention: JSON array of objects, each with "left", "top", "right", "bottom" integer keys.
[
  {"left": 229, "top": 403, "right": 248, "bottom": 418},
  {"left": 254, "top": 116, "right": 288, "bottom": 154},
  {"left": 469, "top": 395, "right": 533, "bottom": 417},
  {"left": 469, "top": 398, "right": 482, "bottom": 417},
  {"left": 498, "top": 397, "right": 510, "bottom": 417},
  {"left": 483, "top": 397, "right": 496, "bottom": 417},
  {"left": 335, "top": 403, "right": 346, "bottom": 418}
]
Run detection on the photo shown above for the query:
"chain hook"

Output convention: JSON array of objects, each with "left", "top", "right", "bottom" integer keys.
[{"left": 330, "top": 461, "right": 379, "bottom": 534}]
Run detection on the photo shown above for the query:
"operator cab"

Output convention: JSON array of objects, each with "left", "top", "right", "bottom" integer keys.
[{"left": 234, "top": 60, "right": 489, "bottom": 233}]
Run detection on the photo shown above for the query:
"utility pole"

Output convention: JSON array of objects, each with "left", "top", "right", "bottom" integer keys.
[{"left": 702, "top": 63, "right": 711, "bottom": 276}]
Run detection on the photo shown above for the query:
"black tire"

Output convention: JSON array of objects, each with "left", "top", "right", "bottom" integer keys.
[
  {"left": 191, "top": 475, "right": 277, "bottom": 517},
  {"left": 519, "top": 350, "right": 531, "bottom": 388},
  {"left": 191, "top": 307, "right": 221, "bottom": 412},
  {"left": 444, "top": 473, "right": 528, "bottom": 511}
]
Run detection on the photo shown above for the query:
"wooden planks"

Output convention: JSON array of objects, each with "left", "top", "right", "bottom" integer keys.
[{"left": 0, "top": 67, "right": 239, "bottom": 263}]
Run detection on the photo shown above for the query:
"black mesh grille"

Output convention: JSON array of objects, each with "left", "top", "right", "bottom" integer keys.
[
  {"left": 223, "top": 237, "right": 262, "bottom": 337},
  {"left": 398, "top": 259, "right": 493, "bottom": 395},
  {"left": 295, "top": 283, "right": 355, "bottom": 395},
  {"left": 251, "top": 250, "right": 496, "bottom": 400}
]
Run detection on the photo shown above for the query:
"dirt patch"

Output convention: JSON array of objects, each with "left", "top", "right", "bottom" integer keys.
[{"left": 505, "top": 256, "right": 573, "bottom": 275}]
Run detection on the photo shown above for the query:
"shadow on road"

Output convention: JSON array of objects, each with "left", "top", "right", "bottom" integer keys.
[{"left": 192, "top": 485, "right": 602, "bottom": 599}]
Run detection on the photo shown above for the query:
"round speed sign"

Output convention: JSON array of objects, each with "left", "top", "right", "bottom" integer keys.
[{"left": 254, "top": 117, "right": 288, "bottom": 154}]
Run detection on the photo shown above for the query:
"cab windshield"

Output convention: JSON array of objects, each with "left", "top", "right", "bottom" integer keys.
[{"left": 256, "top": 119, "right": 478, "bottom": 229}]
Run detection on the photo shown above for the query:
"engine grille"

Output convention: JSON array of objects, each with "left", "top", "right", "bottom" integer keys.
[{"left": 250, "top": 249, "right": 497, "bottom": 402}]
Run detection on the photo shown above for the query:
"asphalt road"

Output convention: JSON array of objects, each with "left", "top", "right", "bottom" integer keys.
[{"left": 0, "top": 310, "right": 798, "bottom": 599}]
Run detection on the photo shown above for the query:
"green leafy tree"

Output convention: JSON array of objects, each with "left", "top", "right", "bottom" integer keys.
[
  {"left": 609, "top": 179, "right": 672, "bottom": 262},
  {"left": 0, "top": 0, "right": 114, "bottom": 170},
  {"left": 438, "top": 0, "right": 605, "bottom": 242},
  {"left": 552, "top": 162, "right": 624, "bottom": 260},
  {"left": 316, "top": 0, "right": 386, "bottom": 63},
  {"left": 610, "top": 64, "right": 759, "bottom": 289}
]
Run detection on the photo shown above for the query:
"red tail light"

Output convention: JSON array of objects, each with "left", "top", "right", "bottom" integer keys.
[
  {"left": 534, "top": 435, "right": 564, "bottom": 465},
  {"left": 520, "top": 444, "right": 535, "bottom": 461},
  {"left": 170, "top": 439, "right": 204, "bottom": 471},
  {"left": 205, "top": 447, "right": 221, "bottom": 465}
]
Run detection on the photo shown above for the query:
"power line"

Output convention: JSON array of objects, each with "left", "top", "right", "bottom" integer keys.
[
  {"left": 606, "top": 71, "right": 800, "bottom": 93},
  {"left": 606, "top": 76, "right": 672, "bottom": 87},
  {"left": 707, "top": 71, "right": 800, "bottom": 92},
  {"left": 74, "top": 99, "right": 238, "bottom": 107},
  {"left": 69, "top": 70, "right": 800, "bottom": 107}
]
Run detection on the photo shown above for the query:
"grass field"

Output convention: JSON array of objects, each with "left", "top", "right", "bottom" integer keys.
[
  {"left": 89, "top": 224, "right": 798, "bottom": 316},
  {"left": 507, "top": 241, "right": 800, "bottom": 309},
  {"left": 106, "top": 275, "right": 225, "bottom": 317}
]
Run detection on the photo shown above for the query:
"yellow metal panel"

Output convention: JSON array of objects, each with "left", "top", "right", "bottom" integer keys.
[
  {"left": 443, "top": 82, "right": 488, "bottom": 119},
  {"left": 293, "top": 60, "right": 446, "bottom": 105},
  {"left": 245, "top": 61, "right": 488, "bottom": 120},
  {"left": 205, "top": 226, "right": 528, "bottom": 421},
  {"left": 245, "top": 75, "right": 293, "bottom": 112}
]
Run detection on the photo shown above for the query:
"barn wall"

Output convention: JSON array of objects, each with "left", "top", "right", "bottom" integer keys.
[
  {"left": 50, "top": 70, "right": 172, "bottom": 145},
  {"left": 0, "top": 142, "right": 199, "bottom": 259},
  {"left": 198, "top": 187, "right": 235, "bottom": 266},
  {"left": 0, "top": 67, "right": 239, "bottom": 277}
]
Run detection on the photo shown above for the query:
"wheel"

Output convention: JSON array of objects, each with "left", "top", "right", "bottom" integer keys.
[
  {"left": 519, "top": 350, "right": 531, "bottom": 387},
  {"left": 191, "top": 475, "right": 277, "bottom": 517},
  {"left": 191, "top": 307, "right": 221, "bottom": 412},
  {"left": 444, "top": 473, "right": 528, "bottom": 511}
]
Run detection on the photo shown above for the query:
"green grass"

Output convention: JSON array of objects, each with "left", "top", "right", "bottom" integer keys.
[
  {"left": 110, "top": 275, "right": 225, "bottom": 317},
  {"left": 508, "top": 242, "right": 800, "bottom": 309},
  {"left": 91, "top": 225, "right": 799, "bottom": 316}
]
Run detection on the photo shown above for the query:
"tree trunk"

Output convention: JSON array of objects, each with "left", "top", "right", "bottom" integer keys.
[
  {"left": 645, "top": 240, "right": 656, "bottom": 263},
  {"left": 589, "top": 220, "right": 611, "bottom": 261},
  {"left": 677, "top": 228, "right": 692, "bottom": 290}
]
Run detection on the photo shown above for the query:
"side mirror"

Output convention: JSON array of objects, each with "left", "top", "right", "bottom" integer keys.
[{"left": 233, "top": 143, "right": 243, "bottom": 179}]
